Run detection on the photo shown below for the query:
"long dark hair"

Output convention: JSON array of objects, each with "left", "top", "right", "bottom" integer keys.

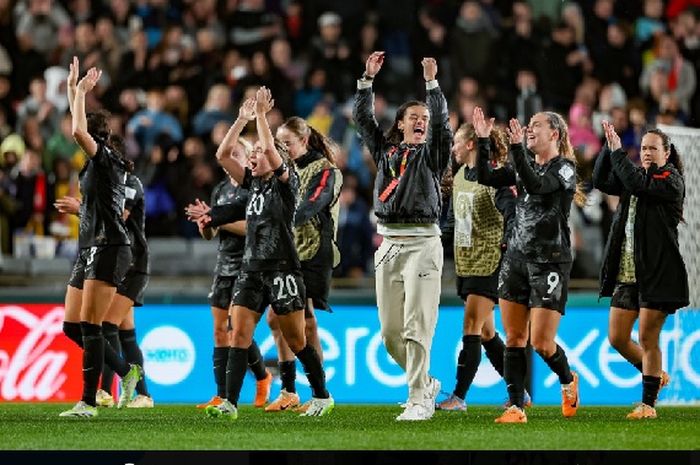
[
  {"left": 108, "top": 133, "right": 134, "bottom": 172},
  {"left": 386, "top": 100, "right": 428, "bottom": 145},
  {"left": 86, "top": 110, "right": 111, "bottom": 141},
  {"left": 646, "top": 128, "right": 684, "bottom": 176},
  {"left": 279, "top": 116, "right": 338, "bottom": 164}
]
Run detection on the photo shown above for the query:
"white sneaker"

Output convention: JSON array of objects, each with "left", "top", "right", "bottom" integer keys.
[
  {"left": 396, "top": 402, "right": 433, "bottom": 421},
  {"left": 301, "top": 396, "right": 335, "bottom": 417},
  {"left": 127, "top": 394, "right": 154, "bottom": 408},
  {"left": 95, "top": 389, "right": 114, "bottom": 408},
  {"left": 424, "top": 377, "right": 441, "bottom": 415}
]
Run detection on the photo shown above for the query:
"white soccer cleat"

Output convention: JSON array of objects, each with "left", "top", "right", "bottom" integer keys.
[
  {"left": 301, "top": 396, "right": 335, "bottom": 417},
  {"left": 59, "top": 401, "right": 98, "bottom": 418},
  {"left": 117, "top": 364, "right": 143, "bottom": 409},
  {"left": 95, "top": 389, "right": 114, "bottom": 408},
  {"left": 127, "top": 394, "right": 154, "bottom": 408}
]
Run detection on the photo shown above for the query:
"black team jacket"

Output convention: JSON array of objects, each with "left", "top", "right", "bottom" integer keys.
[
  {"left": 593, "top": 145, "right": 689, "bottom": 308},
  {"left": 353, "top": 83, "right": 452, "bottom": 225}
]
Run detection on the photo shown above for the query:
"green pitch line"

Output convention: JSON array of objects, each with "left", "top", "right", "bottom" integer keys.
[{"left": 1, "top": 404, "right": 698, "bottom": 450}]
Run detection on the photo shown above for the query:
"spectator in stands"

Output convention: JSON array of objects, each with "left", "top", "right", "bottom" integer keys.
[
  {"left": 45, "top": 112, "right": 80, "bottom": 172},
  {"left": 16, "top": 76, "right": 59, "bottom": 141},
  {"left": 334, "top": 171, "right": 373, "bottom": 278},
  {"left": 310, "top": 12, "right": 353, "bottom": 103},
  {"left": 595, "top": 21, "right": 641, "bottom": 96},
  {"left": 126, "top": 88, "right": 183, "bottom": 154},
  {"left": 537, "top": 21, "right": 591, "bottom": 114},
  {"left": 640, "top": 33, "right": 697, "bottom": 117},
  {"left": 568, "top": 102, "right": 601, "bottom": 162},
  {"left": 635, "top": 0, "right": 667, "bottom": 47},
  {"left": 193, "top": 84, "right": 233, "bottom": 138},
  {"left": 14, "top": 0, "right": 71, "bottom": 59},
  {"left": 225, "top": 0, "right": 282, "bottom": 56},
  {"left": 450, "top": 1, "right": 497, "bottom": 87}
]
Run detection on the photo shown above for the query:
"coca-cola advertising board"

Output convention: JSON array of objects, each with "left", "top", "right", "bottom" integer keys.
[{"left": 0, "top": 304, "right": 83, "bottom": 401}]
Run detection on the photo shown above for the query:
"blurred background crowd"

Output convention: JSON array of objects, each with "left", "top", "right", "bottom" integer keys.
[{"left": 0, "top": 0, "right": 698, "bottom": 282}]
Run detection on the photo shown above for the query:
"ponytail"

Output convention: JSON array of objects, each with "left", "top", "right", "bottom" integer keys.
[
  {"left": 279, "top": 116, "right": 338, "bottom": 165},
  {"left": 543, "top": 111, "right": 586, "bottom": 207}
]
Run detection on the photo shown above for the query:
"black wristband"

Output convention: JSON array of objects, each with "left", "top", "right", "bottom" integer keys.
[
  {"left": 361, "top": 72, "right": 374, "bottom": 81},
  {"left": 273, "top": 162, "right": 287, "bottom": 177}
]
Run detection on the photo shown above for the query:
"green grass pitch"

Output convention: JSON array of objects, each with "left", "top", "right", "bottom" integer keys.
[{"left": 1, "top": 403, "right": 698, "bottom": 450}]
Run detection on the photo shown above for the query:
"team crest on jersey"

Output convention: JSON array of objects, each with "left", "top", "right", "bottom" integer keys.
[{"left": 558, "top": 164, "right": 574, "bottom": 182}]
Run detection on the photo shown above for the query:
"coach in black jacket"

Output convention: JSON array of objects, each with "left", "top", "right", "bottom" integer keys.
[
  {"left": 593, "top": 121, "right": 688, "bottom": 419},
  {"left": 353, "top": 52, "right": 452, "bottom": 421}
]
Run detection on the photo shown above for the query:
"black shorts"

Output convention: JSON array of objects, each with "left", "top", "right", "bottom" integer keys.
[
  {"left": 301, "top": 260, "right": 332, "bottom": 312},
  {"left": 117, "top": 270, "right": 149, "bottom": 307},
  {"left": 68, "top": 245, "right": 132, "bottom": 289},
  {"left": 457, "top": 270, "right": 499, "bottom": 304},
  {"left": 611, "top": 283, "right": 679, "bottom": 314},
  {"left": 498, "top": 256, "right": 571, "bottom": 314},
  {"left": 208, "top": 275, "right": 237, "bottom": 310},
  {"left": 233, "top": 269, "right": 306, "bottom": 316}
]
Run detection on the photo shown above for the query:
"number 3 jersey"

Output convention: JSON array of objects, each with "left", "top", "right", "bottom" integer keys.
[
  {"left": 241, "top": 167, "right": 301, "bottom": 271},
  {"left": 77, "top": 139, "right": 130, "bottom": 249}
]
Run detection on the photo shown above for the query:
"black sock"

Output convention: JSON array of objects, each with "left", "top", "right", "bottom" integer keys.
[
  {"left": 101, "top": 322, "right": 121, "bottom": 394},
  {"left": 248, "top": 340, "right": 267, "bottom": 381},
  {"left": 63, "top": 321, "right": 83, "bottom": 348},
  {"left": 279, "top": 360, "right": 296, "bottom": 393},
  {"left": 642, "top": 375, "right": 661, "bottom": 407},
  {"left": 225, "top": 347, "right": 248, "bottom": 407},
  {"left": 295, "top": 344, "right": 329, "bottom": 399},
  {"left": 80, "top": 322, "right": 103, "bottom": 407},
  {"left": 542, "top": 344, "right": 574, "bottom": 385},
  {"left": 633, "top": 362, "right": 643, "bottom": 373},
  {"left": 119, "top": 329, "right": 149, "bottom": 397},
  {"left": 482, "top": 333, "right": 506, "bottom": 377},
  {"left": 102, "top": 327, "right": 129, "bottom": 378},
  {"left": 213, "top": 347, "right": 229, "bottom": 398},
  {"left": 454, "top": 335, "right": 481, "bottom": 400},
  {"left": 504, "top": 347, "right": 527, "bottom": 409}
]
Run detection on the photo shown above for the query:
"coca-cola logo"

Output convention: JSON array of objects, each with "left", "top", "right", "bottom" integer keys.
[{"left": 0, "top": 305, "right": 78, "bottom": 401}]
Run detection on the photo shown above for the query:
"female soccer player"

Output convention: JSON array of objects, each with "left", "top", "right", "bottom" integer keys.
[
  {"left": 476, "top": 108, "right": 584, "bottom": 424},
  {"left": 56, "top": 164, "right": 154, "bottom": 409},
  {"left": 353, "top": 52, "right": 452, "bottom": 421},
  {"left": 201, "top": 87, "right": 333, "bottom": 420},
  {"left": 593, "top": 122, "right": 688, "bottom": 419},
  {"left": 263, "top": 117, "right": 342, "bottom": 413},
  {"left": 436, "top": 112, "right": 518, "bottom": 411},
  {"left": 59, "top": 57, "right": 141, "bottom": 418},
  {"left": 195, "top": 136, "right": 272, "bottom": 411}
]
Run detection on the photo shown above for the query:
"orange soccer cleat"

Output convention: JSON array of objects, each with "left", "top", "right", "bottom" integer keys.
[
  {"left": 264, "top": 389, "right": 301, "bottom": 412},
  {"left": 495, "top": 405, "right": 527, "bottom": 424},
  {"left": 561, "top": 371, "right": 580, "bottom": 418},
  {"left": 196, "top": 395, "right": 224, "bottom": 409},
  {"left": 626, "top": 403, "right": 657, "bottom": 420},
  {"left": 254, "top": 370, "right": 273, "bottom": 408}
]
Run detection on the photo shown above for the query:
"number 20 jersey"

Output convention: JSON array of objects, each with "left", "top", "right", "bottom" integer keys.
[{"left": 241, "top": 167, "right": 301, "bottom": 272}]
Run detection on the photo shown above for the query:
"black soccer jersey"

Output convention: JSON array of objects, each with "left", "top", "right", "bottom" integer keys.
[
  {"left": 241, "top": 167, "right": 300, "bottom": 271},
  {"left": 477, "top": 140, "right": 575, "bottom": 263},
  {"left": 77, "top": 139, "right": 130, "bottom": 248},
  {"left": 210, "top": 179, "right": 248, "bottom": 276},
  {"left": 124, "top": 174, "right": 149, "bottom": 274}
]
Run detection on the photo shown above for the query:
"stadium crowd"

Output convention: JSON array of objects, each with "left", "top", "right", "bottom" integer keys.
[{"left": 0, "top": 0, "right": 698, "bottom": 280}]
